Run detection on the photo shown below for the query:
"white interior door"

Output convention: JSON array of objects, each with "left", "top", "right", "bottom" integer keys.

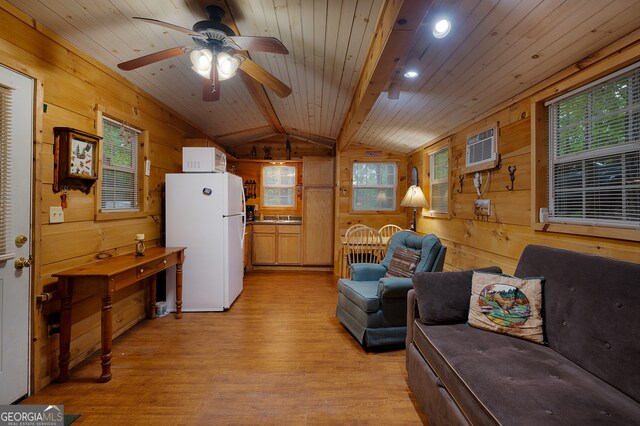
[{"left": 0, "top": 65, "right": 33, "bottom": 403}]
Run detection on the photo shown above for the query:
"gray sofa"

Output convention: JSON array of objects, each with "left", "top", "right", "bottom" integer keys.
[{"left": 406, "top": 244, "right": 640, "bottom": 425}]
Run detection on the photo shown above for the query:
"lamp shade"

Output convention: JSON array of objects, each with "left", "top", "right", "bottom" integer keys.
[
  {"left": 217, "top": 52, "right": 240, "bottom": 81},
  {"left": 401, "top": 185, "right": 428, "bottom": 208},
  {"left": 190, "top": 49, "right": 213, "bottom": 77}
]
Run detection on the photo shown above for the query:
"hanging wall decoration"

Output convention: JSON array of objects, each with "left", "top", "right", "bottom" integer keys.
[{"left": 53, "top": 127, "right": 102, "bottom": 194}]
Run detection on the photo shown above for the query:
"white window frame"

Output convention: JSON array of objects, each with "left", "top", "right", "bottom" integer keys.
[
  {"left": 351, "top": 162, "right": 397, "bottom": 212},
  {"left": 429, "top": 146, "right": 449, "bottom": 214},
  {"left": 262, "top": 165, "right": 296, "bottom": 208},
  {"left": 545, "top": 61, "right": 640, "bottom": 229},
  {"left": 100, "top": 116, "right": 141, "bottom": 213}
]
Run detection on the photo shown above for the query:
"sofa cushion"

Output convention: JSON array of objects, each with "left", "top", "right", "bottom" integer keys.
[
  {"left": 412, "top": 321, "right": 640, "bottom": 425},
  {"left": 468, "top": 272, "right": 544, "bottom": 344},
  {"left": 413, "top": 266, "right": 502, "bottom": 325},
  {"left": 385, "top": 247, "right": 421, "bottom": 278},
  {"left": 514, "top": 245, "right": 640, "bottom": 402},
  {"left": 337, "top": 279, "right": 379, "bottom": 312},
  {"left": 380, "top": 232, "right": 443, "bottom": 273}
]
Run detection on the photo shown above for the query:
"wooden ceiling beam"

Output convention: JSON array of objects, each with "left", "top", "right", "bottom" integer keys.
[{"left": 336, "top": 0, "right": 434, "bottom": 152}]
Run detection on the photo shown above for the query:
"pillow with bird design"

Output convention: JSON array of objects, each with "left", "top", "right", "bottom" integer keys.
[{"left": 468, "top": 272, "right": 545, "bottom": 344}]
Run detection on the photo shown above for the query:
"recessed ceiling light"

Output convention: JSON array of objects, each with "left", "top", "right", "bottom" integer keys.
[{"left": 433, "top": 19, "right": 451, "bottom": 38}]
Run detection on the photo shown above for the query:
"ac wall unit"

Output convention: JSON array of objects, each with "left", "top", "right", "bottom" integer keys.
[{"left": 464, "top": 125, "right": 499, "bottom": 172}]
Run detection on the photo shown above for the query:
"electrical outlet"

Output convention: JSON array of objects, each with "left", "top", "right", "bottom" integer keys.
[{"left": 49, "top": 206, "right": 64, "bottom": 223}]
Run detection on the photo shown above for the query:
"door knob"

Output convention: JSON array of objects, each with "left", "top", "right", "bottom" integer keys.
[
  {"left": 15, "top": 235, "right": 28, "bottom": 247},
  {"left": 15, "top": 256, "right": 33, "bottom": 270}
]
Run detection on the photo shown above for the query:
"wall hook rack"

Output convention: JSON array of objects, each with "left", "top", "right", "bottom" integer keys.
[
  {"left": 457, "top": 175, "right": 464, "bottom": 193},
  {"left": 506, "top": 165, "right": 517, "bottom": 191}
]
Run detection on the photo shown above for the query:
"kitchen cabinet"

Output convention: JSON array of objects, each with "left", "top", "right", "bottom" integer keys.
[
  {"left": 252, "top": 224, "right": 301, "bottom": 265},
  {"left": 302, "top": 157, "right": 334, "bottom": 266},
  {"left": 243, "top": 228, "right": 252, "bottom": 272},
  {"left": 277, "top": 226, "right": 301, "bottom": 264},
  {"left": 303, "top": 156, "right": 335, "bottom": 187}
]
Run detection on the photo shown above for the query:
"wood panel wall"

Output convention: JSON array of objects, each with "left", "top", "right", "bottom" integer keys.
[
  {"left": 334, "top": 145, "right": 408, "bottom": 272},
  {"left": 410, "top": 39, "right": 640, "bottom": 274},
  {"left": 0, "top": 2, "right": 215, "bottom": 392}
]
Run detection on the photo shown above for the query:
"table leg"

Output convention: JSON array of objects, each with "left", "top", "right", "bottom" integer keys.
[
  {"left": 175, "top": 262, "right": 183, "bottom": 319},
  {"left": 99, "top": 294, "right": 113, "bottom": 383},
  {"left": 57, "top": 278, "right": 71, "bottom": 383},
  {"left": 149, "top": 274, "right": 157, "bottom": 319}
]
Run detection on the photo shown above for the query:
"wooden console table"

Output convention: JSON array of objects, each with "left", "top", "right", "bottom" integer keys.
[{"left": 53, "top": 246, "right": 186, "bottom": 383}]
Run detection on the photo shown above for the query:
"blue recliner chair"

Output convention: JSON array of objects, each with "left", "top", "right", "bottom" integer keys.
[{"left": 336, "top": 231, "right": 446, "bottom": 348}]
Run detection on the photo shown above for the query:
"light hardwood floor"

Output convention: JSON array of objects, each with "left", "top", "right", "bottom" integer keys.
[{"left": 23, "top": 271, "right": 427, "bottom": 425}]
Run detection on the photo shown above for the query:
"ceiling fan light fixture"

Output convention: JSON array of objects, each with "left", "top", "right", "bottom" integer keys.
[
  {"left": 403, "top": 57, "right": 420, "bottom": 79},
  {"left": 217, "top": 52, "right": 240, "bottom": 80},
  {"left": 433, "top": 19, "right": 451, "bottom": 38},
  {"left": 190, "top": 49, "right": 213, "bottom": 77}
]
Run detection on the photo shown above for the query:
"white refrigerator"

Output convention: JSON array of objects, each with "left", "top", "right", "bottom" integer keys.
[{"left": 165, "top": 172, "right": 245, "bottom": 311}]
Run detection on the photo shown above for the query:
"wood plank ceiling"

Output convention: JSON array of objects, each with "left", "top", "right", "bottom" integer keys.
[{"left": 6, "top": 0, "right": 640, "bottom": 155}]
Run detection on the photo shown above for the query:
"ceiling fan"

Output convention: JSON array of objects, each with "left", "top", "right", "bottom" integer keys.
[{"left": 117, "top": 5, "right": 292, "bottom": 102}]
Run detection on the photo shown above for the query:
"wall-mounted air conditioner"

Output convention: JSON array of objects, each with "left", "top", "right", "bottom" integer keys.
[
  {"left": 182, "top": 147, "right": 227, "bottom": 173},
  {"left": 464, "top": 124, "right": 499, "bottom": 173}
]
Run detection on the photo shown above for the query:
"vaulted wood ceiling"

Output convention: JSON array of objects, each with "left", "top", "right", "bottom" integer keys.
[{"left": 8, "top": 0, "right": 640, "bottom": 155}]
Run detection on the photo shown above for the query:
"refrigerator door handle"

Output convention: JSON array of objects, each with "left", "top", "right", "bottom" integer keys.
[{"left": 240, "top": 184, "right": 246, "bottom": 248}]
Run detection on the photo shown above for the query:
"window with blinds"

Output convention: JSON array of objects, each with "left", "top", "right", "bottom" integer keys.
[
  {"left": 546, "top": 62, "right": 640, "bottom": 228},
  {"left": 352, "top": 162, "right": 397, "bottom": 211},
  {"left": 262, "top": 165, "right": 296, "bottom": 207},
  {"left": 101, "top": 117, "right": 140, "bottom": 212},
  {"left": 430, "top": 147, "right": 449, "bottom": 213},
  {"left": 0, "top": 84, "right": 12, "bottom": 257}
]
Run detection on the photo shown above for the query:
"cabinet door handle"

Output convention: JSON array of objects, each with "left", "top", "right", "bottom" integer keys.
[
  {"left": 139, "top": 268, "right": 144, "bottom": 273},
  {"left": 163, "top": 260, "right": 167, "bottom": 264}
]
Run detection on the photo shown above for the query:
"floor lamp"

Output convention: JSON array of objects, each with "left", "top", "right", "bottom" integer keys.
[{"left": 401, "top": 185, "right": 428, "bottom": 231}]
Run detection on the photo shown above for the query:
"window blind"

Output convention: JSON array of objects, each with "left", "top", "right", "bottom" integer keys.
[
  {"left": 430, "top": 147, "right": 449, "bottom": 213},
  {"left": 0, "top": 83, "right": 13, "bottom": 257},
  {"left": 547, "top": 64, "right": 640, "bottom": 228},
  {"left": 101, "top": 117, "right": 140, "bottom": 212},
  {"left": 263, "top": 165, "right": 295, "bottom": 207},
  {"left": 352, "top": 162, "right": 397, "bottom": 211}
]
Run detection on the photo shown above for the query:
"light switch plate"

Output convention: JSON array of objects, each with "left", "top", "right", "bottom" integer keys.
[
  {"left": 49, "top": 206, "right": 64, "bottom": 223},
  {"left": 145, "top": 159, "right": 151, "bottom": 176}
]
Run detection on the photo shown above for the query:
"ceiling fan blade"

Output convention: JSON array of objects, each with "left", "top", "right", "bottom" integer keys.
[
  {"left": 133, "top": 17, "right": 203, "bottom": 38},
  {"left": 227, "top": 36, "right": 289, "bottom": 54},
  {"left": 117, "top": 47, "right": 188, "bottom": 70},
  {"left": 239, "top": 58, "right": 292, "bottom": 98},
  {"left": 202, "top": 60, "right": 220, "bottom": 102}
]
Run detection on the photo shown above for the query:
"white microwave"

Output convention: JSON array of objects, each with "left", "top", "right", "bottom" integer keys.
[{"left": 182, "top": 147, "right": 227, "bottom": 173}]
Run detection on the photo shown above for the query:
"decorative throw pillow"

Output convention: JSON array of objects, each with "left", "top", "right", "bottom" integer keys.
[
  {"left": 385, "top": 247, "right": 421, "bottom": 278},
  {"left": 468, "top": 272, "right": 545, "bottom": 344}
]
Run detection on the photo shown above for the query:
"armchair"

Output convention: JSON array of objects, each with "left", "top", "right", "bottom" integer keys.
[{"left": 336, "top": 231, "right": 446, "bottom": 348}]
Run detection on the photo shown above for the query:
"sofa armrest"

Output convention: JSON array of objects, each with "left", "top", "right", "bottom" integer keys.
[
  {"left": 377, "top": 276, "right": 413, "bottom": 299},
  {"left": 406, "top": 289, "right": 417, "bottom": 347},
  {"left": 350, "top": 263, "right": 387, "bottom": 281}
]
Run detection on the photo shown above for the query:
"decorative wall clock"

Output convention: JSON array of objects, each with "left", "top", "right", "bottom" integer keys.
[{"left": 53, "top": 127, "right": 101, "bottom": 194}]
